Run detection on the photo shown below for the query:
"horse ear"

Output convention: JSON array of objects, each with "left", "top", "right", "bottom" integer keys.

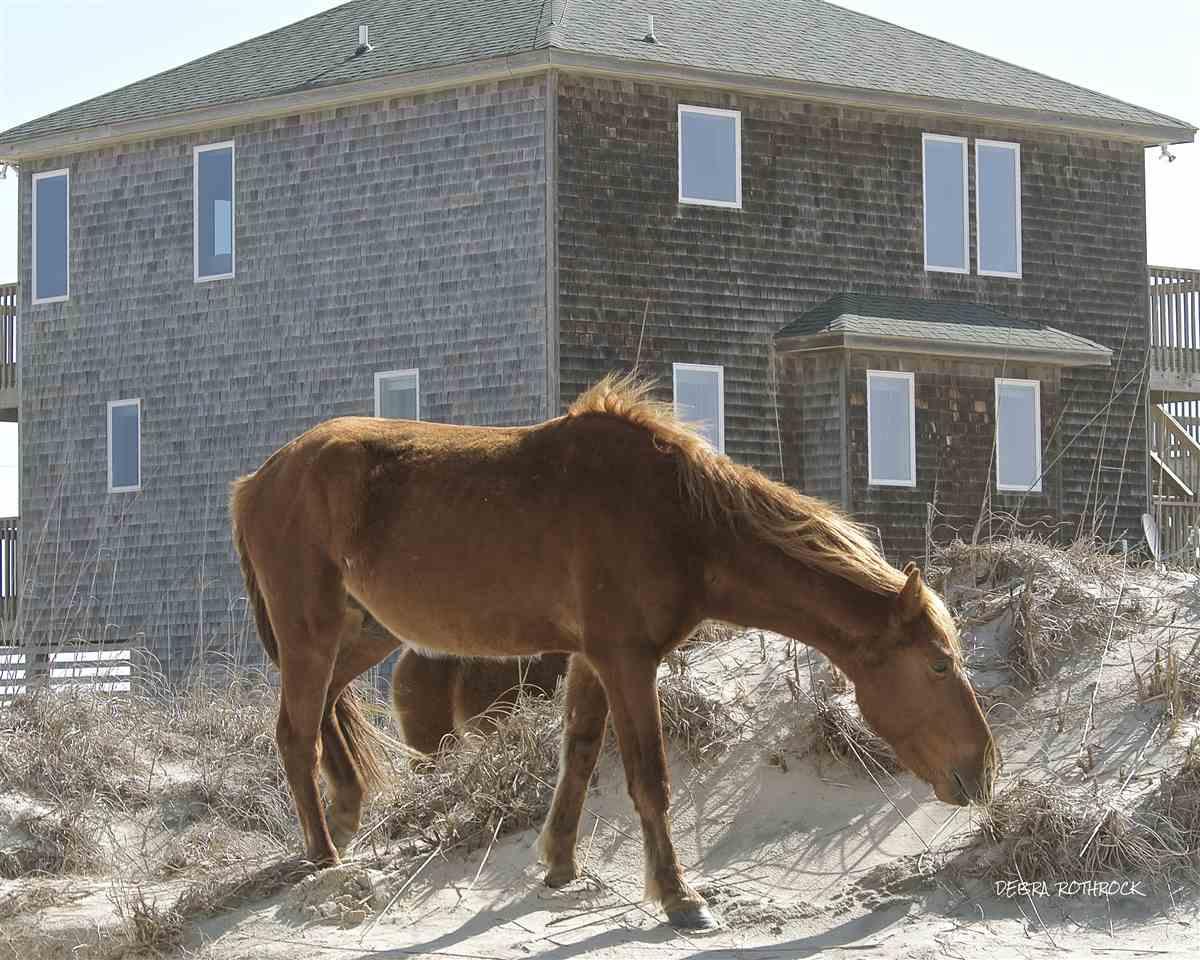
[{"left": 898, "top": 565, "right": 924, "bottom": 623}]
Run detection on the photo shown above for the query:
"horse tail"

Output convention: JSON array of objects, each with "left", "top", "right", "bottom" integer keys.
[
  {"left": 230, "top": 476, "right": 279, "bottom": 666},
  {"left": 331, "top": 685, "right": 388, "bottom": 792}
]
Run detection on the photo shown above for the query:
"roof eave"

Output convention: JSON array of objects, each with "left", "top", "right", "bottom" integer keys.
[
  {"left": 774, "top": 331, "right": 1114, "bottom": 368},
  {"left": 548, "top": 51, "right": 1195, "bottom": 147},
  {"left": 2, "top": 47, "right": 1193, "bottom": 163}
]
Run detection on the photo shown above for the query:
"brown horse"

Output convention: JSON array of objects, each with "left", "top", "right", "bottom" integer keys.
[
  {"left": 230, "top": 375, "right": 996, "bottom": 931},
  {"left": 390, "top": 650, "right": 569, "bottom": 754}
]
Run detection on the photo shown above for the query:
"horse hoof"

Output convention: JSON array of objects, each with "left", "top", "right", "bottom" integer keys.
[
  {"left": 543, "top": 864, "right": 580, "bottom": 889},
  {"left": 307, "top": 847, "right": 341, "bottom": 870},
  {"left": 329, "top": 830, "right": 355, "bottom": 857},
  {"left": 666, "top": 902, "right": 721, "bottom": 932}
]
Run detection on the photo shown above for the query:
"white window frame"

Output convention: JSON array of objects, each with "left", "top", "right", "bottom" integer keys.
[
  {"left": 374, "top": 368, "right": 421, "bottom": 420},
  {"left": 672, "top": 362, "right": 725, "bottom": 453},
  {"left": 995, "top": 378, "right": 1042, "bottom": 493},
  {"left": 107, "top": 398, "right": 142, "bottom": 494},
  {"left": 32, "top": 168, "right": 70, "bottom": 305},
  {"left": 193, "top": 141, "right": 236, "bottom": 283},
  {"left": 677, "top": 105, "right": 743, "bottom": 210},
  {"left": 975, "top": 140, "right": 1023, "bottom": 279},
  {"left": 921, "top": 133, "right": 969, "bottom": 275},
  {"left": 866, "top": 370, "right": 917, "bottom": 488}
]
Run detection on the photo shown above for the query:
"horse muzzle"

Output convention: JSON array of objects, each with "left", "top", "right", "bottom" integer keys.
[{"left": 947, "top": 760, "right": 995, "bottom": 806}]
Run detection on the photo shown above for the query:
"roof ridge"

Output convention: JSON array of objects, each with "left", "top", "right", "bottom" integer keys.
[
  {"left": 838, "top": 292, "right": 1020, "bottom": 318},
  {"left": 816, "top": 0, "right": 1189, "bottom": 131}
]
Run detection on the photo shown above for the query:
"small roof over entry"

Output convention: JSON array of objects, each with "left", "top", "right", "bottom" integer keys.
[{"left": 775, "top": 294, "right": 1112, "bottom": 368}]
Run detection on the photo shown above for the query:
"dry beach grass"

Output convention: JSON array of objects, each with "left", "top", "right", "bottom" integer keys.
[{"left": 1, "top": 544, "right": 1199, "bottom": 956}]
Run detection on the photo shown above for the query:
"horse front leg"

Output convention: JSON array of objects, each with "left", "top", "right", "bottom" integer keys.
[
  {"left": 539, "top": 654, "right": 609, "bottom": 886},
  {"left": 595, "top": 651, "right": 717, "bottom": 932}
]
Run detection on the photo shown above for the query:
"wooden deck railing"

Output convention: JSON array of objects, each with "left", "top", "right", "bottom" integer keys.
[
  {"left": 1150, "top": 405, "right": 1200, "bottom": 499},
  {"left": 0, "top": 282, "right": 15, "bottom": 392},
  {"left": 1150, "top": 265, "right": 1200, "bottom": 383},
  {"left": 0, "top": 517, "right": 16, "bottom": 622},
  {"left": 1152, "top": 500, "right": 1200, "bottom": 566}
]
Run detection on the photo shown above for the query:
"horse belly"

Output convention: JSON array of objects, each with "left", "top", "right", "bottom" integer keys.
[{"left": 346, "top": 537, "right": 581, "bottom": 659}]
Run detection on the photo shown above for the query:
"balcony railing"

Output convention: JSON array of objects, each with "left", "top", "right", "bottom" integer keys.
[
  {"left": 0, "top": 283, "right": 15, "bottom": 393},
  {"left": 1150, "top": 405, "right": 1200, "bottom": 499},
  {"left": 1150, "top": 265, "right": 1200, "bottom": 393},
  {"left": 1152, "top": 500, "right": 1200, "bottom": 567},
  {"left": 0, "top": 517, "right": 15, "bottom": 622}
]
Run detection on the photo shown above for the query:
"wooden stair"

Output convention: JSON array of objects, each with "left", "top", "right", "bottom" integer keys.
[{"left": 1151, "top": 405, "right": 1200, "bottom": 564}]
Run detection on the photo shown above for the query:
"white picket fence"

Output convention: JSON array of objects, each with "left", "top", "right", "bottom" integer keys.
[{"left": 0, "top": 645, "right": 132, "bottom": 701}]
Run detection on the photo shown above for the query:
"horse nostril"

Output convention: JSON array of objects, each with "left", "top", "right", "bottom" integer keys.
[{"left": 951, "top": 765, "right": 994, "bottom": 804}]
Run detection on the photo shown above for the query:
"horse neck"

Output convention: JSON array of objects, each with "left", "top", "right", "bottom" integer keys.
[{"left": 703, "top": 531, "right": 894, "bottom": 667}]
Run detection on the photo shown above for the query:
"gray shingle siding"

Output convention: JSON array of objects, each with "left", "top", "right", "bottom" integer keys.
[
  {"left": 555, "top": 73, "right": 1147, "bottom": 551},
  {"left": 776, "top": 352, "right": 845, "bottom": 506},
  {"left": 17, "top": 76, "right": 549, "bottom": 672}
]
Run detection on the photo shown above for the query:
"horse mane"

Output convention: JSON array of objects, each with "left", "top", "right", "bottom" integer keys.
[{"left": 568, "top": 374, "right": 923, "bottom": 603}]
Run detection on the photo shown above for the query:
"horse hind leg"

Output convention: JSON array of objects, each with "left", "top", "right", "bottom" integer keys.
[
  {"left": 272, "top": 567, "right": 354, "bottom": 866},
  {"left": 320, "top": 604, "right": 399, "bottom": 854},
  {"left": 391, "top": 648, "right": 457, "bottom": 757}
]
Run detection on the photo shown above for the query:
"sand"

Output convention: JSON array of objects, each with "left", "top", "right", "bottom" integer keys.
[{"left": 1, "top": 560, "right": 1198, "bottom": 958}]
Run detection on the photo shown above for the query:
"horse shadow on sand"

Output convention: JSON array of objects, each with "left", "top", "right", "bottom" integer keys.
[{"left": 338, "top": 889, "right": 913, "bottom": 960}]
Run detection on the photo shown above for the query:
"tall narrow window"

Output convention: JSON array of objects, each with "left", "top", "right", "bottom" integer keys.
[
  {"left": 374, "top": 369, "right": 420, "bottom": 420},
  {"left": 33, "top": 169, "right": 69, "bottom": 303},
  {"left": 995, "top": 379, "right": 1042, "bottom": 492},
  {"left": 678, "top": 106, "right": 742, "bottom": 209},
  {"left": 977, "top": 141, "right": 1022, "bottom": 277},
  {"left": 922, "top": 134, "right": 968, "bottom": 273},
  {"left": 673, "top": 363, "right": 725, "bottom": 453},
  {"left": 194, "top": 142, "right": 235, "bottom": 281},
  {"left": 108, "top": 399, "right": 141, "bottom": 493},
  {"left": 867, "top": 371, "right": 916, "bottom": 487}
]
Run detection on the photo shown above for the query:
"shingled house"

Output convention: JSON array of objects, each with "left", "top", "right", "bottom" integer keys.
[{"left": 0, "top": 0, "right": 1195, "bottom": 673}]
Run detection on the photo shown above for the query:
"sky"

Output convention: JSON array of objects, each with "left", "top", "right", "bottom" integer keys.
[{"left": 0, "top": 0, "right": 1197, "bottom": 516}]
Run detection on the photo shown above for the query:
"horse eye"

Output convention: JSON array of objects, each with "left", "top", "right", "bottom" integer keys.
[{"left": 931, "top": 659, "right": 950, "bottom": 675}]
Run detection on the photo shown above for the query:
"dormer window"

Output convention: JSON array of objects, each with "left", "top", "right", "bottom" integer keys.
[
  {"left": 867, "top": 370, "right": 916, "bottom": 487},
  {"left": 995, "top": 378, "right": 1041, "bottom": 491}
]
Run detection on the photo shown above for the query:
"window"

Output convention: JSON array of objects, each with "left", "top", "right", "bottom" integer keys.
[
  {"left": 108, "top": 399, "right": 141, "bottom": 493},
  {"left": 673, "top": 363, "right": 724, "bottom": 453},
  {"left": 678, "top": 105, "right": 741, "bottom": 208},
  {"left": 33, "top": 169, "right": 69, "bottom": 303},
  {"left": 374, "top": 369, "right": 420, "bottom": 420},
  {"left": 977, "top": 141, "right": 1022, "bottom": 277},
  {"left": 995, "top": 379, "right": 1042, "bottom": 492},
  {"left": 194, "top": 142, "right": 235, "bottom": 281},
  {"left": 867, "top": 371, "right": 916, "bottom": 487},
  {"left": 922, "top": 134, "right": 968, "bottom": 273}
]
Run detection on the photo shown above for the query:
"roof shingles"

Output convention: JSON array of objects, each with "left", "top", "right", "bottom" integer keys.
[
  {"left": 0, "top": 0, "right": 1191, "bottom": 151},
  {"left": 775, "top": 293, "right": 1113, "bottom": 365}
]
